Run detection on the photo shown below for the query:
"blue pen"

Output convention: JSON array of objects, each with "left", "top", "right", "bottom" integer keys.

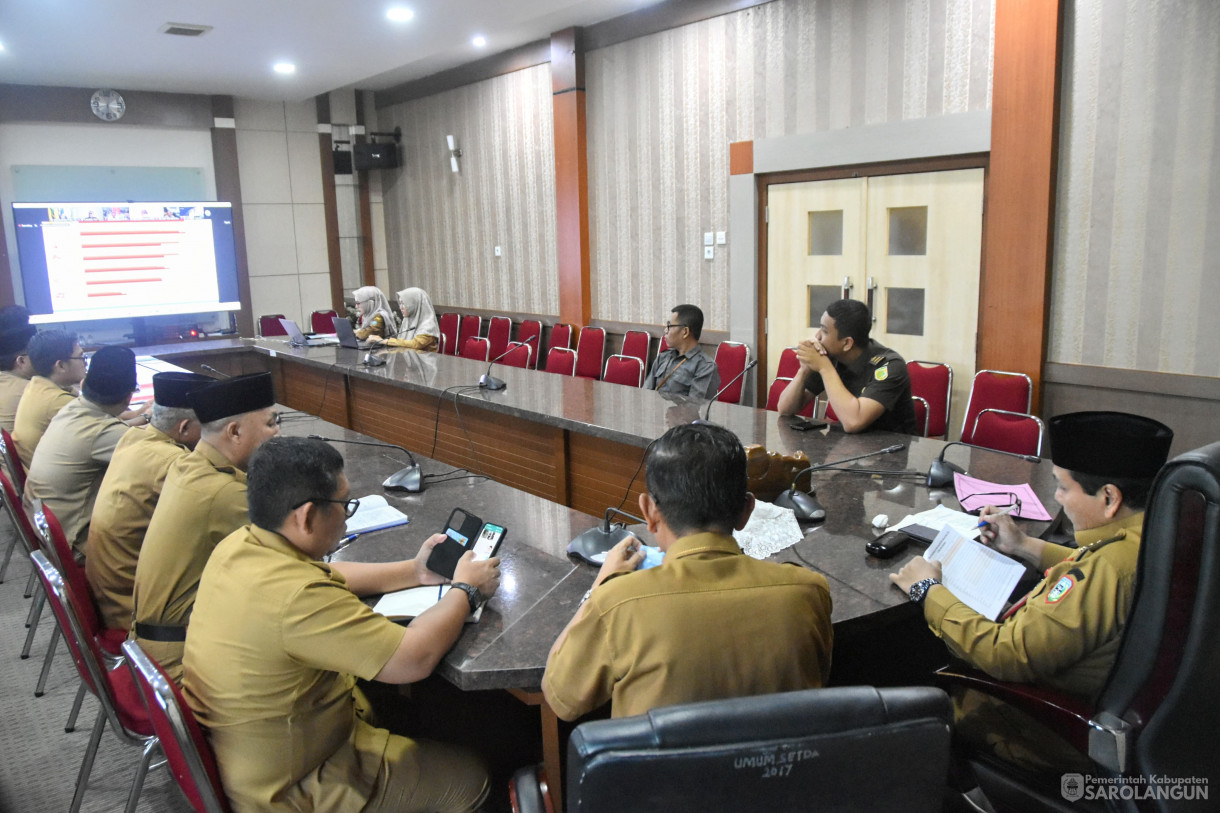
[{"left": 976, "top": 504, "right": 1017, "bottom": 528}]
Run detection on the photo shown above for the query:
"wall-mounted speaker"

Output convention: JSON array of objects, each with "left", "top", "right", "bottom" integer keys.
[{"left": 353, "top": 142, "right": 400, "bottom": 171}]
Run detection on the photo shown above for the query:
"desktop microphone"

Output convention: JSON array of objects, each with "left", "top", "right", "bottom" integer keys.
[
  {"left": 308, "top": 434, "right": 423, "bottom": 492},
  {"left": 926, "top": 441, "right": 1041, "bottom": 488},
  {"left": 478, "top": 347, "right": 519, "bottom": 391},
  {"left": 200, "top": 364, "right": 230, "bottom": 378},
  {"left": 774, "top": 443, "right": 906, "bottom": 522},
  {"left": 697, "top": 359, "right": 759, "bottom": 422},
  {"left": 362, "top": 350, "right": 387, "bottom": 367},
  {"left": 567, "top": 507, "right": 647, "bottom": 564}
]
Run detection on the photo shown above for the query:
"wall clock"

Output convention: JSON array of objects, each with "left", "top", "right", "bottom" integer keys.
[{"left": 90, "top": 89, "right": 126, "bottom": 122}]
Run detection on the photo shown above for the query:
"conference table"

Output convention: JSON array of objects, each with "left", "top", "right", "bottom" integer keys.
[{"left": 145, "top": 336, "right": 1062, "bottom": 809}]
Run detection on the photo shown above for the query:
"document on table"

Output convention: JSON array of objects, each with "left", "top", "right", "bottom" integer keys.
[
  {"left": 924, "top": 526, "right": 1027, "bottom": 621},
  {"left": 889, "top": 503, "right": 982, "bottom": 540},
  {"left": 345, "top": 495, "right": 409, "bottom": 535},
  {"left": 372, "top": 585, "right": 483, "bottom": 623}
]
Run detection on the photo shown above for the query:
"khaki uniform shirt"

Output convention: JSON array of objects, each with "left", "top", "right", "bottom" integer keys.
[
  {"left": 381, "top": 333, "right": 438, "bottom": 352},
  {"left": 23, "top": 396, "right": 127, "bottom": 554},
  {"left": 543, "top": 532, "right": 834, "bottom": 720},
  {"left": 131, "top": 440, "right": 248, "bottom": 680},
  {"left": 0, "top": 371, "right": 30, "bottom": 433},
  {"left": 13, "top": 375, "right": 75, "bottom": 468},
  {"left": 182, "top": 525, "right": 407, "bottom": 813},
  {"left": 924, "top": 512, "right": 1144, "bottom": 699},
  {"left": 86, "top": 425, "right": 190, "bottom": 631}
]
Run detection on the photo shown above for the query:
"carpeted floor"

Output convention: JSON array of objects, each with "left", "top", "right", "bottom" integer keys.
[{"left": 0, "top": 523, "right": 191, "bottom": 813}]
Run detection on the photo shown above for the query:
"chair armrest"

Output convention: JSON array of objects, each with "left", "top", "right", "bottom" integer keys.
[{"left": 935, "top": 665, "right": 1095, "bottom": 753}]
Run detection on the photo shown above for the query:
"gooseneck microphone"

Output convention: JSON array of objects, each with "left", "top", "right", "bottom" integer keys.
[
  {"left": 926, "top": 441, "right": 1041, "bottom": 488},
  {"left": 698, "top": 359, "right": 759, "bottom": 422},
  {"left": 567, "top": 506, "right": 648, "bottom": 564},
  {"left": 478, "top": 347, "right": 520, "bottom": 391},
  {"left": 308, "top": 434, "right": 423, "bottom": 492},
  {"left": 200, "top": 364, "right": 230, "bottom": 378},
  {"left": 774, "top": 443, "right": 906, "bottom": 521}
]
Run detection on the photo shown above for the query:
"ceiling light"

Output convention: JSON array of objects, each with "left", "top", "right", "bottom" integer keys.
[
  {"left": 386, "top": 7, "right": 414, "bottom": 23},
  {"left": 273, "top": 62, "right": 296, "bottom": 75},
  {"left": 472, "top": 35, "right": 487, "bottom": 48}
]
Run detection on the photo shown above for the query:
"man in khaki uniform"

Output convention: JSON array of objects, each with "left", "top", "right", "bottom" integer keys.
[
  {"left": 543, "top": 423, "right": 834, "bottom": 720},
  {"left": 891, "top": 411, "right": 1173, "bottom": 769},
  {"left": 0, "top": 307, "right": 36, "bottom": 432},
  {"left": 13, "top": 330, "right": 86, "bottom": 468},
  {"left": 183, "top": 436, "right": 499, "bottom": 813},
  {"left": 86, "top": 372, "right": 210, "bottom": 631},
  {"left": 131, "top": 372, "right": 279, "bottom": 681},
  {"left": 24, "top": 346, "right": 138, "bottom": 556}
]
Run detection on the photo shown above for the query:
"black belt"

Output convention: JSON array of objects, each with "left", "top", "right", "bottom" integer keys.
[{"left": 134, "top": 621, "right": 187, "bottom": 642}]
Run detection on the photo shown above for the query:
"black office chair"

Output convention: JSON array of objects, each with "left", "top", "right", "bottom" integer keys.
[
  {"left": 510, "top": 686, "right": 952, "bottom": 813},
  {"left": 940, "top": 441, "right": 1220, "bottom": 813}
]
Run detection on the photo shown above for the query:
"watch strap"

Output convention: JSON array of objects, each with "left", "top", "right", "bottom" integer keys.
[
  {"left": 908, "top": 578, "right": 941, "bottom": 604},
  {"left": 450, "top": 582, "right": 482, "bottom": 613}
]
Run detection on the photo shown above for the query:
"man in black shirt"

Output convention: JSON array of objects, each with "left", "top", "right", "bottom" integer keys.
[{"left": 776, "top": 299, "right": 917, "bottom": 435}]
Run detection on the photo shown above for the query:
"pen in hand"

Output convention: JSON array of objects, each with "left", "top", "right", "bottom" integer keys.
[{"left": 976, "top": 505, "right": 1018, "bottom": 528}]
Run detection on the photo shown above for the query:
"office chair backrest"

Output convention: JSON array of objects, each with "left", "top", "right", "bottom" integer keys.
[
  {"left": 713, "top": 341, "right": 749, "bottom": 403},
  {"left": 961, "top": 370, "right": 1031, "bottom": 445},
  {"left": 500, "top": 343, "right": 531, "bottom": 369},
  {"left": 257, "top": 314, "right": 288, "bottom": 337},
  {"left": 912, "top": 395, "right": 930, "bottom": 437},
  {"left": 517, "top": 320, "right": 542, "bottom": 369},
  {"left": 574, "top": 327, "right": 606, "bottom": 380},
  {"left": 460, "top": 336, "right": 490, "bottom": 362},
  {"left": 438, "top": 312, "right": 459, "bottom": 356},
  {"left": 563, "top": 686, "right": 952, "bottom": 813},
  {"left": 487, "top": 316, "right": 513, "bottom": 359},
  {"left": 969, "top": 408, "right": 1044, "bottom": 457},
  {"left": 549, "top": 324, "right": 572, "bottom": 352},
  {"left": 0, "top": 428, "right": 26, "bottom": 492},
  {"left": 123, "top": 641, "right": 232, "bottom": 813},
  {"left": 458, "top": 315, "right": 482, "bottom": 354},
  {"left": 544, "top": 347, "right": 576, "bottom": 376},
  {"left": 310, "top": 310, "right": 338, "bottom": 334},
  {"left": 776, "top": 346, "right": 801, "bottom": 379},
  {"left": 620, "top": 330, "right": 651, "bottom": 367},
  {"left": 907, "top": 360, "right": 953, "bottom": 439},
  {"left": 1095, "top": 441, "right": 1220, "bottom": 794},
  {"left": 602, "top": 355, "right": 644, "bottom": 387},
  {"left": 0, "top": 466, "right": 38, "bottom": 558}
]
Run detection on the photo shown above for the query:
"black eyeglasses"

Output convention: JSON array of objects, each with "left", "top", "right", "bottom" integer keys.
[
  {"left": 963, "top": 491, "right": 1022, "bottom": 517},
  {"left": 664, "top": 322, "right": 688, "bottom": 333},
  {"left": 293, "top": 497, "right": 360, "bottom": 518}
]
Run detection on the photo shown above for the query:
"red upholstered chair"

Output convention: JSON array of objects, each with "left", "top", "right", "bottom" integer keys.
[
  {"left": 0, "top": 431, "right": 32, "bottom": 584},
  {"left": 257, "top": 314, "right": 288, "bottom": 337},
  {"left": 549, "top": 323, "right": 572, "bottom": 352},
  {"left": 487, "top": 316, "right": 513, "bottom": 359},
  {"left": 124, "top": 640, "right": 233, "bottom": 813},
  {"left": 960, "top": 370, "right": 1032, "bottom": 446},
  {"left": 574, "top": 327, "right": 606, "bottom": 380},
  {"left": 309, "top": 309, "right": 338, "bottom": 334},
  {"left": 620, "top": 330, "right": 651, "bottom": 367},
  {"left": 30, "top": 550, "right": 158, "bottom": 813},
  {"left": 0, "top": 467, "right": 52, "bottom": 664},
  {"left": 460, "top": 336, "right": 491, "bottom": 362},
  {"left": 602, "top": 355, "right": 644, "bottom": 387},
  {"left": 907, "top": 361, "right": 953, "bottom": 440},
  {"left": 937, "top": 441, "right": 1220, "bottom": 811},
  {"left": 544, "top": 347, "right": 576, "bottom": 376},
  {"left": 911, "top": 396, "right": 931, "bottom": 438},
  {"left": 438, "top": 312, "right": 460, "bottom": 356},
  {"left": 657, "top": 334, "right": 670, "bottom": 356},
  {"left": 1, "top": 427, "right": 27, "bottom": 492},
  {"left": 968, "top": 409, "right": 1044, "bottom": 457},
  {"left": 713, "top": 341, "right": 749, "bottom": 404},
  {"left": 516, "top": 320, "right": 542, "bottom": 369},
  {"left": 765, "top": 378, "right": 815, "bottom": 417},
  {"left": 500, "top": 343, "right": 532, "bottom": 370},
  {"left": 776, "top": 346, "right": 801, "bottom": 379},
  {"left": 458, "top": 315, "right": 482, "bottom": 356}
]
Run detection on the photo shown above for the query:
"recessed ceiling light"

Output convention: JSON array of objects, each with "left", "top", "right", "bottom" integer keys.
[
  {"left": 0, "top": 41, "right": 6, "bottom": 52},
  {"left": 472, "top": 35, "right": 487, "bottom": 48},
  {"left": 386, "top": 7, "right": 414, "bottom": 23},
  {"left": 273, "top": 62, "right": 296, "bottom": 75}
]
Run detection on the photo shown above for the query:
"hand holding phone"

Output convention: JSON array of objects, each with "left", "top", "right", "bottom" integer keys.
[{"left": 426, "top": 508, "right": 507, "bottom": 580}]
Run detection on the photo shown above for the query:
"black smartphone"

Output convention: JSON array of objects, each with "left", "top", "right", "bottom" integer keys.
[
  {"left": 788, "top": 417, "right": 828, "bottom": 431},
  {"left": 426, "top": 508, "right": 507, "bottom": 579},
  {"left": 865, "top": 530, "right": 912, "bottom": 559}
]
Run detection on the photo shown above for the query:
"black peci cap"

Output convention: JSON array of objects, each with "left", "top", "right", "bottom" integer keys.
[
  {"left": 1048, "top": 411, "right": 1174, "bottom": 479},
  {"left": 82, "top": 346, "right": 138, "bottom": 404},
  {"left": 187, "top": 372, "right": 276, "bottom": 423},
  {"left": 151, "top": 372, "right": 214, "bottom": 408}
]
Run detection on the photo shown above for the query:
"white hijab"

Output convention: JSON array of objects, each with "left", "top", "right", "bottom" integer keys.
[
  {"left": 396, "top": 287, "right": 440, "bottom": 340},
  {"left": 354, "top": 286, "right": 396, "bottom": 332}
]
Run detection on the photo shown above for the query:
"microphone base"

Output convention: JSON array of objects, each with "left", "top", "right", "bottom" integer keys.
[
  {"left": 382, "top": 464, "right": 423, "bottom": 493},
  {"left": 479, "top": 374, "right": 506, "bottom": 390},
  {"left": 773, "top": 488, "right": 826, "bottom": 522},
  {"left": 567, "top": 524, "right": 634, "bottom": 565},
  {"left": 926, "top": 460, "right": 966, "bottom": 489}
]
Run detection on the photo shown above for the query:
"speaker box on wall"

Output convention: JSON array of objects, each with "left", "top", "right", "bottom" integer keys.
[
  {"left": 353, "top": 142, "right": 400, "bottom": 171},
  {"left": 332, "top": 148, "right": 353, "bottom": 175}
]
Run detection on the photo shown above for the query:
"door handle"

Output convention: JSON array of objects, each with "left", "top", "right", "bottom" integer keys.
[
  {"left": 866, "top": 276, "right": 878, "bottom": 322},
  {"left": 842, "top": 276, "right": 854, "bottom": 300}
]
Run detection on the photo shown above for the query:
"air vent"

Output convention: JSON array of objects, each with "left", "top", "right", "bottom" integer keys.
[{"left": 159, "top": 22, "right": 213, "bottom": 37}]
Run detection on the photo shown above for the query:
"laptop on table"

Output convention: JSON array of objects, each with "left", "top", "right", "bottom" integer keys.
[
  {"left": 333, "top": 316, "right": 377, "bottom": 350},
  {"left": 279, "top": 318, "right": 340, "bottom": 347}
]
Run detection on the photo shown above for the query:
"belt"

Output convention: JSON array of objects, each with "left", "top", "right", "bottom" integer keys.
[{"left": 134, "top": 621, "right": 187, "bottom": 642}]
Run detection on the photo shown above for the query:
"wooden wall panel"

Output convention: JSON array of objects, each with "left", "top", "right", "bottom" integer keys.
[
  {"left": 566, "top": 433, "right": 647, "bottom": 520},
  {"left": 276, "top": 362, "right": 351, "bottom": 428}
]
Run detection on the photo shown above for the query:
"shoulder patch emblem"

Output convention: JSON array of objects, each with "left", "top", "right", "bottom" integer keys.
[
  {"left": 874, "top": 366, "right": 888, "bottom": 381},
  {"left": 1046, "top": 575, "right": 1075, "bottom": 604}
]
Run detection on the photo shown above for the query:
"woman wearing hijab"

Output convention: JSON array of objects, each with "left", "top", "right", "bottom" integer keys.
[
  {"left": 372, "top": 287, "right": 440, "bottom": 352},
  {"left": 351, "top": 286, "right": 396, "bottom": 340}
]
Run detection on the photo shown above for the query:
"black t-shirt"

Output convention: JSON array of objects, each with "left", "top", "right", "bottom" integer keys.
[{"left": 802, "top": 340, "right": 918, "bottom": 435}]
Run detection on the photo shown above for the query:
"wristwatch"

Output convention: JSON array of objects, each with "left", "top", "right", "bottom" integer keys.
[
  {"left": 908, "top": 578, "right": 941, "bottom": 604},
  {"left": 449, "top": 582, "right": 482, "bottom": 613}
]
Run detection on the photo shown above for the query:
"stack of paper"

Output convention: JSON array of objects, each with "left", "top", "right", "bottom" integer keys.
[{"left": 924, "top": 526, "right": 1027, "bottom": 620}]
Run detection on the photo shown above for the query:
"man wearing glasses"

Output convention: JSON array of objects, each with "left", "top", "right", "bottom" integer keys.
[
  {"left": 643, "top": 304, "right": 721, "bottom": 400},
  {"left": 12, "top": 329, "right": 88, "bottom": 468},
  {"left": 0, "top": 306, "right": 36, "bottom": 433},
  {"left": 132, "top": 372, "right": 280, "bottom": 682},
  {"left": 183, "top": 437, "right": 497, "bottom": 813}
]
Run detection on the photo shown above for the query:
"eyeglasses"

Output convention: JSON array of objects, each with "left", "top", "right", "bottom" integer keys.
[
  {"left": 664, "top": 322, "right": 688, "bottom": 333},
  {"left": 962, "top": 491, "right": 1022, "bottom": 517},
  {"left": 293, "top": 497, "right": 360, "bottom": 519},
  {"left": 67, "top": 354, "right": 88, "bottom": 361}
]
